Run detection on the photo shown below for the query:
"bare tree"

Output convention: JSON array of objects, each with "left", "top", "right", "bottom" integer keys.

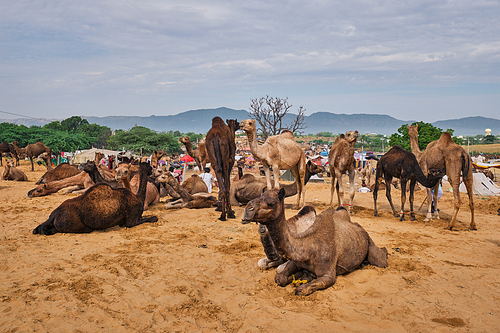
[{"left": 248, "top": 96, "right": 307, "bottom": 140}]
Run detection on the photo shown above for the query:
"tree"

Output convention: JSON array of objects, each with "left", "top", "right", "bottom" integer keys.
[
  {"left": 107, "top": 126, "right": 179, "bottom": 154},
  {"left": 389, "top": 121, "right": 461, "bottom": 151},
  {"left": 61, "top": 116, "right": 89, "bottom": 133},
  {"left": 483, "top": 135, "right": 496, "bottom": 144},
  {"left": 249, "top": 96, "right": 307, "bottom": 139}
]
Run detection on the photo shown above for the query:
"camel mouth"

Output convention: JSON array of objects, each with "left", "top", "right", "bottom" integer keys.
[{"left": 241, "top": 218, "right": 254, "bottom": 225}]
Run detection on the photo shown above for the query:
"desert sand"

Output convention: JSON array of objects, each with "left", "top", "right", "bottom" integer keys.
[{"left": 1, "top": 160, "right": 499, "bottom": 332}]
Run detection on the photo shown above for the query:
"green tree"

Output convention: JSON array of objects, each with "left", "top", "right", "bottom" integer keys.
[
  {"left": 61, "top": 116, "right": 89, "bottom": 133},
  {"left": 389, "top": 121, "right": 460, "bottom": 151},
  {"left": 483, "top": 135, "right": 496, "bottom": 144},
  {"left": 107, "top": 126, "right": 179, "bottom": 154}
]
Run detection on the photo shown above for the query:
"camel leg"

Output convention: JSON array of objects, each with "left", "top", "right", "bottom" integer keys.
[
  {"left": 399, "top": 179, "right": 407, "bottom": 221},
  {"left": 424, "top": 187, "right": 435, "bottom": 222},
  {"left": 275, "top": 260, "right": 300, "bottom": 287},
  {"left": 447, "top": 174, "right": 462, "bottom": 230},
  {"left": 263, "top": 163, "right": 273, "bottom": 190},
  {"left": 30, "top": 157, "right": 34, "bottom": 171},
  {"left": 290, "top": 166, "right": 304, "bottom": 210},
  {"left": 384, "top": 175, "right": 399, "bottom": 218},
  {"left": 348, "top": 169, "right": 356, "bottom": 214},
  {"left": 408, "top": 179, "right": 417, "bottom": 221},
  {"left": 272, "top": 164, "right": 281, "bottom": 190},
  {"left": 295, "top": 273, "right": 336, "bottom": 296},
  {"left": 463, "top": 174, "right": 476, "bottom": 230},
  {"left": 257, "top": 223, "right": 286, "bottom": 270},
  {"left": 329, "top": 169, "right": 336, "bottom": 206},
  {"left": 336, "top": 171, "right": 343, "bottom": 207},
  {"left": 373, "top": 171, "right": 383, "bottom": 217},
  {"left": 432, "top": 184, "right": 440, "bottom": 220}
]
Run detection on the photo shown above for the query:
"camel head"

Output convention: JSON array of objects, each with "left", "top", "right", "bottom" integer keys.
[
  {"left": 306, "top": 160, "right": 325, "bottom": 175},
  {"left": 115, "top": 165, "right": 130, "bottom": 181},
  {"left": 345, "top": 130, "right": 360, "bottom": 144},
  {"left": 239, "top": 119, "right": 256, "bottom": 133},
  {"left": 27, "top": 184, "right": 48, "bottom": 198},
  {"left": 226, "top": 119, "right": 239, "bottom": 133},
  {"left": 78, "top": 160, "right": 97, "bottom": 173},
  {"left": 407, "top": 124, "right": 418, "bottom": 137},
  {"left": 242, "top": 188, "right": 285, "bottom": 224},
  {"left": 179, "top": 137, "right": 190, "bottom": 145},
  {"left": 156, "top": 172, "right": 178, "bottom": 187}
]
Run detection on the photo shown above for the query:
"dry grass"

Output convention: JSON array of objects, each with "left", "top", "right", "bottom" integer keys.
[{"left": 461, "top": 143, "right": 500, "bottom": 154}]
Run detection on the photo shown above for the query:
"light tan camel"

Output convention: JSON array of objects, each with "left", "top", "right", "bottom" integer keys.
[
  {"left": 114, "top": 164, "right": 160, "bottom": 210},
  {"left": 408, "top": 125, "right": 475, "bottom": 230},
  {"left": 359, "top": 159, "right": 376, "bottom": 187},
  {"left": 151, "top": 150, "right": 167, "bottom": 168},
  {"left": 12, "top": 141, "right": 52, "bottom": 171},
  {"left": 328, "top": 131, "right": 359, "bottom": 213},
  {"left": 239, "top": 119, "right": 307, "bottom": 209},
  {"left": 179, "top": 137, "right": 208, "bottom": 172}
]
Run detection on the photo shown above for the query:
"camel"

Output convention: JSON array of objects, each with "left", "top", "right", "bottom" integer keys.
[
  {"left": 33, "top": 162, "right": 158, "bottom": 235},
  {"left": 328, "top": 131, "right": 359, "bottom": 213},
  {"left": 373, "top": 145, "right": 444, "bottom": 221},
  {"left": 0, "top": 141, "right": 19, "bottom": 166},
  {"left": 179, "top": 137, "right": 208, "bottom": 172},
  {"left": 242, "top": 188, "right": 388, "bottom": 296},
  {"left": 78, "top": 160, "right": 121, "bottom": 188},
  {"left": 28, "top": 172, "right": 94, "bottom": 197},
  {"left": 181, "top": 174, "right": 208, "bottom": 194},
  {"left": 359, "top": 159, "right": 376, "bottom": 187},
  {"left": 36, "top": 162, "right": 81, "bottom": 184},
  {"left": 151, "top": 150, "right": 167, "bottom": 169},
  {"left": 114, "top": 164, "right": 160, "bottom": 210},
  {"left": 230, "top": 160, "right": 325, "bottom": 206},
  {"left": 240, "top": 119, "right": 307, "bottom": 210},
  {"left": 408, "top": 124, "right": 475, "bottom": 230},
  {"left": 2, "top": 161, "right": 28, "bottom": 181},
  {"left": 206, "top": 117, "right": 238, "bottom": 220},
  {"left": 12, "top": 141, "right": 52, "bottom": 171},
  {"left": 95, "top": 151, "right": 105, "bottom": 164},
  {"left": 156, "top": 172, "right": 217, "bottom": 209}
]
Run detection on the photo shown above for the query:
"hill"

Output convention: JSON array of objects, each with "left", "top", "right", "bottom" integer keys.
[{"left": 1, "top": 108, "right": 498, "bottom": 136}]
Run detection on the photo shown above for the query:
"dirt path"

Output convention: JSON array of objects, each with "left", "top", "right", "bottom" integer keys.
[{"left": 1, "top": 161, "right": 499, "bottom": 332}]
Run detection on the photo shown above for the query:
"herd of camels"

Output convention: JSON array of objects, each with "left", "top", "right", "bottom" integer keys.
[{"left": 1, "top": 117, "right": 478, "bottom": 295}]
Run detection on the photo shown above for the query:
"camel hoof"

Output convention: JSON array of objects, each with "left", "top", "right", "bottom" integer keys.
[
  {"left": 374, "top": 213, "right": 380, "bottom": 217},
  {"left": 258, "top": 258, "right": 286, "bottom": 270},
  {"left": 410, "top": 216, "right": 417, "bottom": 221},
  {"left": 394, "top": 213, "right": 400, "bottom": 218},
  {"left": 399, "top": 216, "right": 405, "bottom": 222},
  {"left": 295, "top": 284, "right": 311, "bottom": 296},
  {"left": 227, "top": 212, "right": 236, "bottom": 219},
  {"left": 218, "top": 216, "right": 226, "bottom": 221}
]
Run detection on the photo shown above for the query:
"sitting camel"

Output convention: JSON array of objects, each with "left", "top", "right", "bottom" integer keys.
[
  {"left": 36, "top": 162, "right": 80, "bottom": 184},
  {"left": 179, "top": 137, "right": 208, "bottom": 173},
  {"left": 156, "top": 172, "right": 217, "bottom": 209},
  {"left": 206, "top": 117, "right": 239, "bottom": 220},
  {"left": 240, "top": 119, "right": 307, "bottom": 210},
  {"left": 359, "top": 159, "right": 376, "bottom": 187},
  {"left": 408, "top": 124, "right": 475, "bottom": 230},
  {"left": 2, "top": 161, "right": 28, "bottom": 181},
  {"left": 33, "top": 162, "right": 158, "bottom": 235},
  {"left": 373, "top": 145, "right": 444, "bottom": 221},
  {"left": 28, "top": 172, "right": 94, "bottom": 197},
  {"left": 12, "top": 141, "right": 52, "bottom": 171},
  {"left": 181, "top": 174, "right": 208, "bottom": 194},
  {"left": 242, "top": 188, "right": 388, "bottom": 296},
  {"left": 78, "top": 160, "right": 121, "bottom": 188},
  {"left": 328, "top": 131, "right": 359, "bottom": 213},
  {"left": 114, "top": 164, "right": 160, "bottom": 210}
]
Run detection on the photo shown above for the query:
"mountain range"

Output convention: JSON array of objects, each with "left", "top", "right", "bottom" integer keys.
[{"left": 1, "top": 107, "right": 499, "bottom": 136}]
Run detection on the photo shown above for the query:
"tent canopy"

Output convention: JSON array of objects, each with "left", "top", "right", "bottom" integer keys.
[
  {"left": 459, "top": 172, "right": 500, "bottom": 196},
  {"left": 73, "top": 148, "right": 122, "bottom": 164},
  {"left": 180, "top": 155, "right": 195, "bottom": 162}
]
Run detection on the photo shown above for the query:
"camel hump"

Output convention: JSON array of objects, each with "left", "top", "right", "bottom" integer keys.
[
  {"left": 280, "top": 129, "right": 294, "bottom": 137},
  {"left": 439, "top": 132, "right": 454, "bottom": 144}
]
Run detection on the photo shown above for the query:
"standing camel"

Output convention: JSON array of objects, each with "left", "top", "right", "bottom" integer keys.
[
  {"left": 205, "top": 117, "right": 238, "bottom": 221},
  {"left": 12, "top": 141, "right": 52, "bottom": 171},
  {"left": 408, "top": 125, "right": 475, "bottom": 230},
  {"left": 373, "top": 145, "right": 444, "bottom": 221},
  {"left": 179, "top": 137, "right": 208, "bottom": 173},
  {"left": 328, "top": 130, "right": 359, "bottom": 213},
  {"left": 239, "top": 119, "right": 307, "bottom": 210},
  {"left": 0, "top": 141, "right": 19, "bottom": 166}
]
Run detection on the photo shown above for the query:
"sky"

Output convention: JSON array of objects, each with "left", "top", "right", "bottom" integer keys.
[{"left": 0, "top": 0, "right": 499, "bottom": 122}]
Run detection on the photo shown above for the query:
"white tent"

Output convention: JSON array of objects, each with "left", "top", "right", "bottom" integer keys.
[
  {"left": 73, "top": 148, "right": 123, "bottom": 164},
  {"left": 459, "top": 172, "right": 500, "bottom": 196}
]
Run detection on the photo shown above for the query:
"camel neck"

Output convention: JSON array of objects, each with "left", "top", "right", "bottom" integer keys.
[
  {"left": 266, "top": 210, "right": 298, "bottom": 259},
  {"left": 121, "top": 177, "right": 131, "bottom": 191},
  {"left": 184, "top": 140, "right": 195, "bottom": 157},
  {"left": 246, "top": 130, "right": 264, "bottom": 160},
  {"left": 408, "top": 132, "right": 423, "bottom": 156}
]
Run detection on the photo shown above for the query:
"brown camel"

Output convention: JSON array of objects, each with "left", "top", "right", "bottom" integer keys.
[
  {"left": 240, "top": 119, "right": 307, "bottom": 210},
  {"left": 33, "top": 162, "right": 158, "bottom": 235},
  {"left": 328, "top": 131, "right": 359, "bottom": 213},
  {"left": 12, "top": 141, "right": 52, "bottom": 171},
  {"left": 114, "top": 164, "right": 160, "bottom": 210},
  {"left": 0, "top": 142, "right": 19, "bottom": 166},
  {"left": 206, "top": 117, "right": 238, "bottom": 220},
  {"left": 179, "top": 137, "right": 208, "bottom": 173},
  {"left": 181, "top": 174, "right": 208, "bottom": 194},
  {"left": 95, "top": 151, "right": 105, "bottom": 164},
  {"left": 242, "top": 188, "right": 388, "bottom": 296},
  {"left": 230, "top": 160, "right": 325, "bottom": 206},
  {"left": 2, "top": 161, "right": 28, "bottom": 181},
  {"left": 79, "top": 160, "right": 121, "bottom": 188},
  {"left": 373, "top": 145, "right": 444, "bottom": 221},
  {"left": 156, "top": 172, "right": 217, "bottom": 209},
  {"left": 408, "top": 125, "right": 475, "bottom": 230},
  {"left": 36, "top": 162, "right": 80, "bottom": 184},
  {"left": 28, "top": 172, "right": 94, "bottom": 197},
  {"left": 359, "top": 159, "right": 376, "bottom": 187},
  {"left": 151, "top": 150, "right": 167, "bottom": 169}
]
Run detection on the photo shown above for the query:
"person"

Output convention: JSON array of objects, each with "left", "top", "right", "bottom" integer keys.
[
  {"left": 169, "top": 166, "right": 181, "bottom": 183},
  {"left": 431, "top": 181, "right": 443, "bottom": 213},
  {"left": 199, "top": 167, "right": 214, "bottom": 193}
]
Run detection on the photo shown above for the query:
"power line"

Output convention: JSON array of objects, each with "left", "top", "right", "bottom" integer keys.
[{"left": 0, "top": 110, "right": 40, "bottom": 119}]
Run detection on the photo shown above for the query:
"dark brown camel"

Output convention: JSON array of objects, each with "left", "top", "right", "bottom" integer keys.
[
  {"left": 78, "top": 160, "right": 121, "bottom": 188},
  {"left": 0, "top": 142, "right": 19, "bottom": 166},
  {"left": 12, "top": 141, "right": 52, "bottom": 171},
  {"left": 242, "top": 188, "right": 388, "bottom": 296},
  {"left": 33, "top": 162, "right": 158, "bottom": 235},
  {"left": 205, "top": 117, "right": 238, "bottom": 221},
  {"left": 373, "top": 145, "right": 444, "bottom": 221},
  {"left": 36, "top": 162, "right": 80, "bottom": 184}
]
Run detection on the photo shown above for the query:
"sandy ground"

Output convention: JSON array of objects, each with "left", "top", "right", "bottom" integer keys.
[{"left": 1, "top": 160, "right": 500, "bottom": 333}]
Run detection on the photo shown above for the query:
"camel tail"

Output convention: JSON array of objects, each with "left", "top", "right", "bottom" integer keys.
[
  {"left": 462, "top": 152, "right": 471, "bottom": 180},
  {"left": 212, "top": 136, "right": 227, "bottom": 192}
]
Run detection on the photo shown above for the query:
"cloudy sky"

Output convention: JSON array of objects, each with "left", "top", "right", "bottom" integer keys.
[{"left": 1, "top": 0, "right": 499, "bottom": 122}]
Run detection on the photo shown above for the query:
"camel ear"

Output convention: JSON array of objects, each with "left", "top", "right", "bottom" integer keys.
[
  {"left": 278, "top": 187, "right": 285, "bottom": 201},
  {"left": 407, "top": 124, "right": 410, "bottom": 129}
]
